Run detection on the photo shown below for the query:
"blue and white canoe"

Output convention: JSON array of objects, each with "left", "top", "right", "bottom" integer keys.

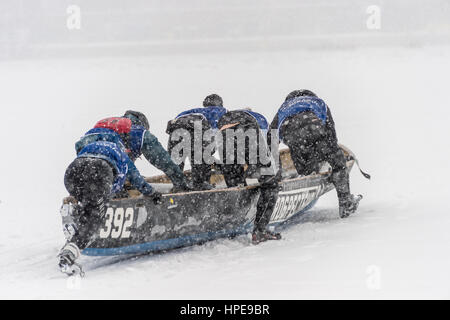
[{"left": 83, "top": 146, "right": 355, "bottom": 256}]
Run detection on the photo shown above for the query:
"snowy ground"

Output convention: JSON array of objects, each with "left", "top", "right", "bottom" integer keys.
[{"left": 0, "top": 44, "right": 449, "bottom": 299}]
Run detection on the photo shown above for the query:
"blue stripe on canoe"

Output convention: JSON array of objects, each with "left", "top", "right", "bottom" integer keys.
[
  {"left": 83, "top": 223, "right": 253, "bottom": 256},
  {"left": 83, "top": 199, "right": 318, "bottom": 256}
]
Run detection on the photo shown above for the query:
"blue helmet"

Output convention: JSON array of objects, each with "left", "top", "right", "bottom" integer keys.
[
  {"left": 203, "top": 94, "right": 223, "bottom": 107},
  {"left": 123, "top": 110, "right": 149, "bottom": 130},
  {"left": 285, "top": 90, "right": 317, "bottom": 102}
]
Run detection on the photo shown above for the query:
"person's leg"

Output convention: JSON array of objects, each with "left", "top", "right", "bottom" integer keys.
[
  {"left": 64, "top": 158, "right": 86, "bottom": 201},
  {"left": 70, "top": 158, "right": 113, "bottom": 248},
  {"left": 327, "top": 146, "right": 349, "bottom": 196},
  {"left": 291, "top": 143, "right": 319, "bottom": 175},
  {"left": 324, "top": 143, "right": 361, "bottom": 218},
  {"left": 191, "top": 165, "right": 212, "bottom": 189},
  {"left": 189, "top": 130, "right": 211, "bottom": 189},
  {"left": 281, "top": 119, "right": 318, "bottom": 176},
  {"left": 222, "top": 164, "right": 246, "bottom": 187},
  {"left": 61, "top": 158, "right": 86, "bottom": 247},
  {"left": 252, "top": 174, "right": 282, "bottom": 243},
  {"left": 63, "top": 158, "right": 113, "bottom": 228},
  {"left": 191, "top": 121, "right": 214, "bottom": 190},
  {"left": 60, "top": 158, "right": 114, "bottom": 274},
  {"left": 254, "top": 182, "right": 278, "bottom": 232}
]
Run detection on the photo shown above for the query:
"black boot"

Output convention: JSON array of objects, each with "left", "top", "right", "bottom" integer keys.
[
  {"left": 252, "top": 230, "right": 282, "bottom": 244},
  {"left": 331, "top": 169, "right": 362, "bottom": 218},
  {"left": 60, "top": 196, "right": 80, "bottom": 241},
  {"left": 191, "top": 164, "right": 214, "bottom": 190},
  {"left": 193, "top": 181, "right": 214, "bottom": 191},
  {"left": 171, "top": 182, "right": 194, "bottom": 193},
  {"left": 57, "top": 242, "right": 84, "bottom": 276},
  {"left": 339, "top": 194, "right": 363, "bottom": 218}
]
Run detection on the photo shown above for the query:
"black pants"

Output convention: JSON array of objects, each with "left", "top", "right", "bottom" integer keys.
[
  {"left": 218, "top": 117, "right": 280, "bottom": 233},
  {"left": 167, "top": 115, "right": 213, "bottom": 189},
  {"left": 222, "top": 164, "right": 246, "bottom": 187},
  {"left": 254, "top": 174, "right": 281, "bottom": 233},
  {"left": 219, "top": 115, "right": 264, "bottom": 188},
  {"left": 281, "top": 114, "right": 351, "bottom": 205},
  {"left": 64, "top": 157, "right": 114, "bottom": 249},
  {"left": 223, "top": 164, "right": 280, "bottom": 232}
]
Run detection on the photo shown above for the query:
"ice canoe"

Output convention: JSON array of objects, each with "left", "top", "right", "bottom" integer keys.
[{"left": 83, "top": 145, "right": 355, "bottom": 256}]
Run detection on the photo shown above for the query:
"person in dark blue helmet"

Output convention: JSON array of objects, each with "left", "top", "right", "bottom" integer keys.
[
  {"left": 121, "top": 110, "right": 190, "bottom": 192},
  {"left": 218, "top": 109, "right": 282, "bottom": 243},
  {"left": 270, "top": 90, "right": 362, "bottom": 218},
  {"left": 166, "top": 94, "right": 227, "bottom": 190}
]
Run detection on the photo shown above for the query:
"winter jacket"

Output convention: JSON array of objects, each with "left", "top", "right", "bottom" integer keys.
[
  {"left": 75, "top": 127, "right": 154, "bottom": 196},
  {"left": 175, "top": 106, "right": 228, "bottom": 130},
  {"left": 218, "top": 109, "right": 277, "bottom": 178},
  {"left": 270, "top": 96, "right": 338, "bottom": 146},
  {"left": 95, "top": 116, "right": 189, "bottom": 190}
]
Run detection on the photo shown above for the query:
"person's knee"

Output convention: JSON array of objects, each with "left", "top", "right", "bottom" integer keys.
[
  {"left": 223, "top": 164, "right": 245, "bottom": 187},
  {"left": 328, "top": 149, "right": 347, "bottom": 172},
  {"left": 289, "top": 149, "right": 313, "bottom": 175}
]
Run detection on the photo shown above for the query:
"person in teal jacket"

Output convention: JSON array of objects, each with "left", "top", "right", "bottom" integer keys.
[
  {"left": 58, "top": 111, "right": 190, "bottom": 276},
  {"left": 122, "top": 110, "right": 191, "bottom": 192}
]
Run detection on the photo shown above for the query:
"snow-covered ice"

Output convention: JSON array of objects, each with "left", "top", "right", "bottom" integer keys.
[{"left": 0, "top": 44, "right": 449, "bottom": 299}]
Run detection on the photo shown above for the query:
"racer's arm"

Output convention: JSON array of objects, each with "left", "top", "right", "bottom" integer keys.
[
  {"left": 126, "top": 158, "right": 154, "bottom": 196},
  {"left": 266, "top": 113, "right": 279, "bottom": 154},
  {"left": 141, "top": 131, "right": 189, "bottom": 189},
  {"left": 325, "top": 107, "right": 338, "bottom": 145}
]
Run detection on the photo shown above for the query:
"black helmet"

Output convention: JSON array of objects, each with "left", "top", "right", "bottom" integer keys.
[
  {"left": 123, "top": 110, "right": 149, "bottom": 130},
  {"left": 285, "top": 89, "right": 317, "bottom": 101},
  {"left": 203, "top": 94, "right": 223, "bottom": 107}
]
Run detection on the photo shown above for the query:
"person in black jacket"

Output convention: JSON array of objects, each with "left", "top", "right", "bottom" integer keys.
[
  {"left": 270, "top": 90, "right": 361, "bottom": 218},
  {"left": 218, "top": 109, "right": 281, "bottom": 244},
  {"left": 166, "top": 94, "right": 227, "bottom": 190}
]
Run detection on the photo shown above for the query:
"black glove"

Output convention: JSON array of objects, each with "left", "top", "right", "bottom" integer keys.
[
  {"left": 172, "top": 182, "right": 194, "bottom": 193},
  {"left": 146, "top": 191, "right": 163, "bottom": 205}
]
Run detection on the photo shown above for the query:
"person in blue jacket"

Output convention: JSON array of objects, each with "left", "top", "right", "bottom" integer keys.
[
  {"left": 270, "top": 90, "right": 362, "bottom": 218},
  {"left": 58, "top": 111, "right": 189, "bottom": 275},
  {"left": 166, "top": 94, "right": 227, "bottom": 190},
  {"left": 121, "top": 110, "right": 191, "bottom": 193},
  {"left": 218, "top": 109, "right": 282, "bottom": 243}
]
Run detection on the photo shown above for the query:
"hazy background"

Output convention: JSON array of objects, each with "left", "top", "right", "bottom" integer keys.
[{"left": 1, "top": 0, "right": 450, "bottom": 60}]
